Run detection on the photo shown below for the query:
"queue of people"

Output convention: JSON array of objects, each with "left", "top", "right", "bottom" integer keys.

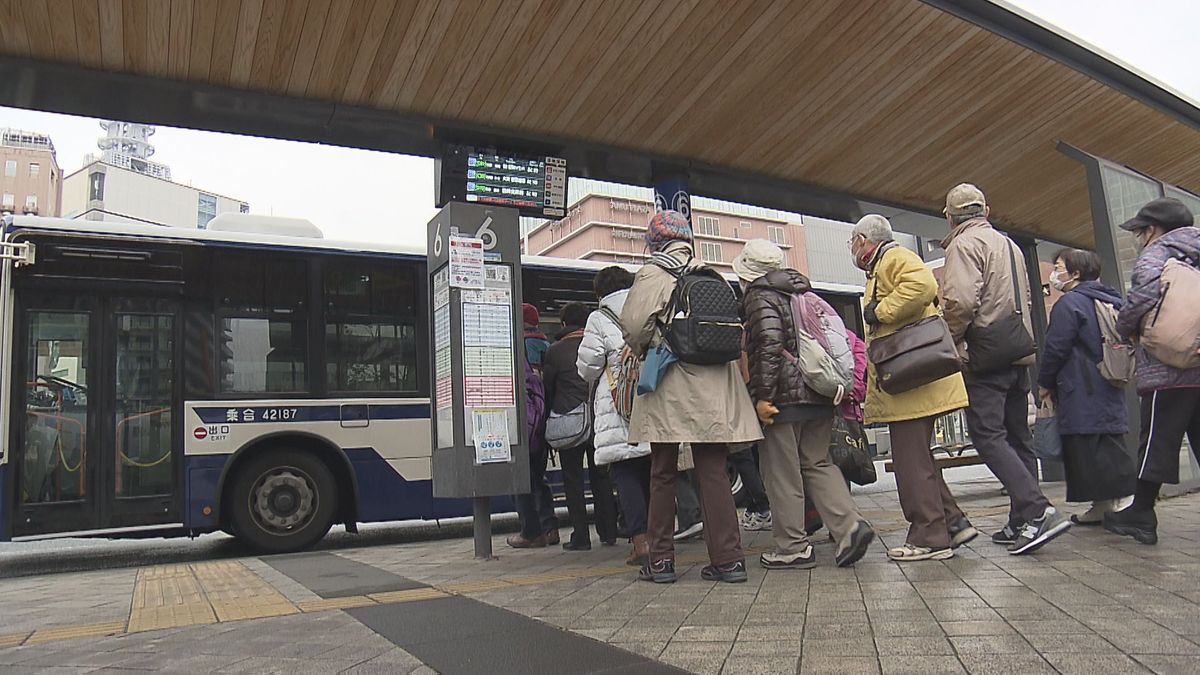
[{"left": 511, "top": 187, "right": 1200, "bottom": 583}]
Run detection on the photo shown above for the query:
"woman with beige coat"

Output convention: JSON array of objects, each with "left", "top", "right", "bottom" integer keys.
[
  {"left": 851, "top": 214, "right": 978, "bottom": 562},
  {"left": 620, "top": 210, "right": 762, "bottom": 584}
]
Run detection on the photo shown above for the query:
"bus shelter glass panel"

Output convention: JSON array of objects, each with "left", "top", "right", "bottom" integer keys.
[
  {"left": 1165, "top": 186, "right": 1200, "bottom": 223},
  {"left": 22, "top": 312, "right": 89, "bottom": 505},
  {"left": 115, "top": 313, "right": 174, "bottom": 499},
  {"left": 1100, "top": 164, "right": 1161, "bottom": 290}
]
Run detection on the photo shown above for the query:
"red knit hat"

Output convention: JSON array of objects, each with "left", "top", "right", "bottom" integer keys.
[{"left": 522, "top": 303, "right": 540, "bottom": 326}]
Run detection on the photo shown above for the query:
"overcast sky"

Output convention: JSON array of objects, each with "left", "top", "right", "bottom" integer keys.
[{"left": 2, "top": 0, "right": 1196, "bottom": 247}]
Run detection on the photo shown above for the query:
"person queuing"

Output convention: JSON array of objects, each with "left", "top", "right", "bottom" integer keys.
[
  {"left": 940, "top": 184, "right": 1071, "bottom": 555},
  {"left": 620, "top": 210, "right": 761, "bottom": 584},
  {"left": 523, "top": 303, "right": 550, "bottom": 374},
  {"left": 1037, "top": 249, "right": 1135, "bottom": 524},
  {"left": 577, "top": 266, "right": 654, "bottom": 566},
  {"left": 732, "top": 349, "right": 774, "bottom": 533},
  {"left": 850, "top": 216, "right": 976, "bottom": 562},
  {"left": 1106, "top": 198, "right": 1200, "bottom": 545},
  {"left": 733, "top": 238, "right": 876, "bottom": 568},
  {"left": 508, "top": 360, "right": 560, "bottom": 548},
  {"left": 731, "top": 445, "right": 773, "bottom": 533},
  {"left": 840, "top": 328, "right": 867, "bottom": 430},
  {"left": 544, "top": 302, "right": 619, "bottom": 550}
]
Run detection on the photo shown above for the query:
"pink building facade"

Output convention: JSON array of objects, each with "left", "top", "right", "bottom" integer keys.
[{"left": 526, "top": 194, "right": 810, "bottom": 276}]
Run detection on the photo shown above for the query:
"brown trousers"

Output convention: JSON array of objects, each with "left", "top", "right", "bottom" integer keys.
[
  {"left": 889, "top": 415, "right": 966, "bottom": 549},
  {"left": 648, "top": 443, "right": 744, "bottom": 566}
]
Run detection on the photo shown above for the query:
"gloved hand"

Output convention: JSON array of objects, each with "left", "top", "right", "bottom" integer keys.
[
  {"left": 863, "top": 300, "right": 880, "bottom": 326},
  {"left": 755, "top": 400, "right": 780, "bottom": 426}
]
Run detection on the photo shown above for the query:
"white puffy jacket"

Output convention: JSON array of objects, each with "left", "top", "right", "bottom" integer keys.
[{"left": 576, "top": 289, "right": 652, "bottom": 465}]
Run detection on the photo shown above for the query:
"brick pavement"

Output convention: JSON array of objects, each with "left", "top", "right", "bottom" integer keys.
[{"left": 1, "top": 476, "right": 1200, "bottom": 673}]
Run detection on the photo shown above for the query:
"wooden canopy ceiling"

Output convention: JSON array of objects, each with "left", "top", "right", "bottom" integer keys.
[{"left": 2, "top": 0, "right": 1199, "bottom": 247}]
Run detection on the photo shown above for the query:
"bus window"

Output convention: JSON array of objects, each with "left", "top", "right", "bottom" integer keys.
[
  {"left": 215, "top": 255, "right": 308, "bottom": 395},
  {"left": 323, "top": 260, "right": 419, "bottom": 393},
  {"left": 22, "top": 312, "right": 89, "bottom": 505}
]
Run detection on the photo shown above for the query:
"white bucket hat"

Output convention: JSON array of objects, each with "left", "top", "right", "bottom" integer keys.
[{"left": 732, "top": 239, "right": 785, "bottom": 283}]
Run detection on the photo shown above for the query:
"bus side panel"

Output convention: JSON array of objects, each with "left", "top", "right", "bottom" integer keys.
[
  {"left": 345, "top": 448, "right": 517, "bottom": 523},
  {"left": 429, "top": 494, "right": 518, "bottom": 520},
  {"left": 184, "top": 455, "right": 227, "bottom": 531},
  {"left": 345, "top": 448, "right": 434, "bottom": 522}
]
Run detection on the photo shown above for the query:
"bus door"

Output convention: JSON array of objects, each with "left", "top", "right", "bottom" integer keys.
[{"left": 13, "top": 294, "right": 180, "bottom": 536}]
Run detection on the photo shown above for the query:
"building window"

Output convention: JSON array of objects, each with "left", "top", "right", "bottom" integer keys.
[
  {"left": 28, "top": 162, "right": 40, "bottom": 178},
  {"left": 24, "top": 195, "right": 37, "bottom": 211},
  {"left": 89, "top": 171, "right": 105, "bottom": 201},
  {"left": 768, "top": 225, "right": 786, "bottom": 245},
  {"left": 3, "top": 160, "right": 15, "bottom": 177},
  {"left": 2, "top": 193, "right": 13, "bottom": 209},
  {"left": 700, "top": 241, "right": 723, "bottom": 263},
  {"left": 197, "top": 193, "right": 218, "bottom": 229},
  {"left": 696, "top": 215, "right": 720, "bottom": 237}
]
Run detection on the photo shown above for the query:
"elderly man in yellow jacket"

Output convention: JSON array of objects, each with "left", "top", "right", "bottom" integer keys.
[{"left": 850, "top": 214, "right": 978, "bottom": 562}]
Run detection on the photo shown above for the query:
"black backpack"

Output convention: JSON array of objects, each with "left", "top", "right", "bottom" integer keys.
[{"left": 659, "top": 265, "right": 743, "bottom": 365}]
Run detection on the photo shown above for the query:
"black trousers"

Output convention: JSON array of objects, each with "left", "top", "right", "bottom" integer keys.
[
  {"left": 729, "top": 445, "right": 770, "bottom": 514},
  {"left": 962, "top": 366, "right": 1050, "bottom": 526},
  {"left": 676, "top": 470, "right": 702, "bottom": 528},
  {"left": 516, "top": 440, "right": 559, "bottom": 539},
  {"left": 560, "top": 442, "right": 618, "bottom": 545},
  {"left": 1136, "top": 388, "right": 1200, "bottom": 485},
  {"left": 611, "top": 455, "right": 652, "bottom": 537}
]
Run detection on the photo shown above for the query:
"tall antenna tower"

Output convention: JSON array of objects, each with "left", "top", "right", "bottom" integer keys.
[{"left": 97, "top": 121, "right": 172, "bottom": 180}]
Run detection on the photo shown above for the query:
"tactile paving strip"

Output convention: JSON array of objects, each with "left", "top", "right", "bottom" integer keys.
[{"left": 128, "top": 560, "right": 297, "bottom": 632}]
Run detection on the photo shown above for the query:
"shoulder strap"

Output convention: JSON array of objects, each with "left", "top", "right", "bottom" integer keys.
[
  {"left": 867, "top": 242, "right": 899, "bottom": 305},
  {"left": 598, "top": 306, "right": 622, "bottom": 331},
  {"left": 1005, "top": 239, "right": 1024, "bottom": 316}
]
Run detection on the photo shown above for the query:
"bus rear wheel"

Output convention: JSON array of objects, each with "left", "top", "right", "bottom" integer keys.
[{"left": 228, "top": 449, "right": 337, "bottom": 554}]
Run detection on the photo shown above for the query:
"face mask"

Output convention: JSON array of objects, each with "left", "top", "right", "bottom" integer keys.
[
  {"left": 1134, "top": 229, "right": 1152, "bottom": 251},
  {"left": 1048, "top": 269, "right": 1069, "bottom": 291},
  {"left": 852, "top": 242, "right": 877, "bottom": 271}
]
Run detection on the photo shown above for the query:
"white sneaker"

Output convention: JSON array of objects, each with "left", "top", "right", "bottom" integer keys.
[
  {"left": 740, "top": 511, "right": 772, "bottom": 531},
  {"left": 757, "top": 512, "right": 773, "bottom": 531},
  {"left": 887, "top": 543, "right": 953, "bottom": 562}
]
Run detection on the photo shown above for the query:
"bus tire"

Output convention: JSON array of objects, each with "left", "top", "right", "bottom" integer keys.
[{"left": 227, "top": 448, "right": 337, "bottom": 554}]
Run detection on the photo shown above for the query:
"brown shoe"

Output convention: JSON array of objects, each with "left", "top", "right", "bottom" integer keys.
[
  {"left": 507, "top": 533, "right": 547, "bottom": 548},
  {"left": 545, "top": 529, "right": 560, "bottom": 545},
  {"left": 626, "top": 533, "right": 650, "bottom": 567}
]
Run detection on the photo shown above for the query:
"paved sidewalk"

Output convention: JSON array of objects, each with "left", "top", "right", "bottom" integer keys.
[{"left": 2, "top": 476, "right": 1200, "bottom": 673}]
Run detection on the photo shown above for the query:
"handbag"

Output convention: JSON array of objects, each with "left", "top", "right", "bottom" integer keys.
[
  {"left": 864, "top": 247, "right": 961, "bottom": 395},
  {"left": 545, "top": 400, "right": 592, "bottom": 450},
  {"left": 829, "top": 417, "right": 877, "bottom": 486},
  {"left": 867, "top": 315, "right": 961, "bottom": 395},
  {"left": 1032, "top": 398, "right": 1062, "bottom": 461},
  {"left": 965, "top": 240, "right": 1037, "bottom": 373},
  {"left": 636, "top": 344, "right": 678, "bottom": 395}
]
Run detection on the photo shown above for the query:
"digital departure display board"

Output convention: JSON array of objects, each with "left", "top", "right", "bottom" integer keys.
[{"left": 436, "top": 145, "right": 567, "bottom": 218}]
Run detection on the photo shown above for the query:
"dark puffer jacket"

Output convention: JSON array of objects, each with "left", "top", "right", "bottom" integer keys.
[{"left": 741, "top": 269, "right": 834, "bottom": 408}]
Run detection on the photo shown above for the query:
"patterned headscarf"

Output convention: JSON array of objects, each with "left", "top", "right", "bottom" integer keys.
[{"left": 644, "top": 210, "right": 693, "bottom": 250}]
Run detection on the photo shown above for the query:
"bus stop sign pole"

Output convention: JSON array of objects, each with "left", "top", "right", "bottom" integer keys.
[{"left": 427, "top": 202, "right": 529, "bottom": 560}]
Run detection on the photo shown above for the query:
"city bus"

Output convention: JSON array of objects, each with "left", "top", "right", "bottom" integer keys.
[{"left": 0, "top": 214, "right": 862, "bottom": 553}]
